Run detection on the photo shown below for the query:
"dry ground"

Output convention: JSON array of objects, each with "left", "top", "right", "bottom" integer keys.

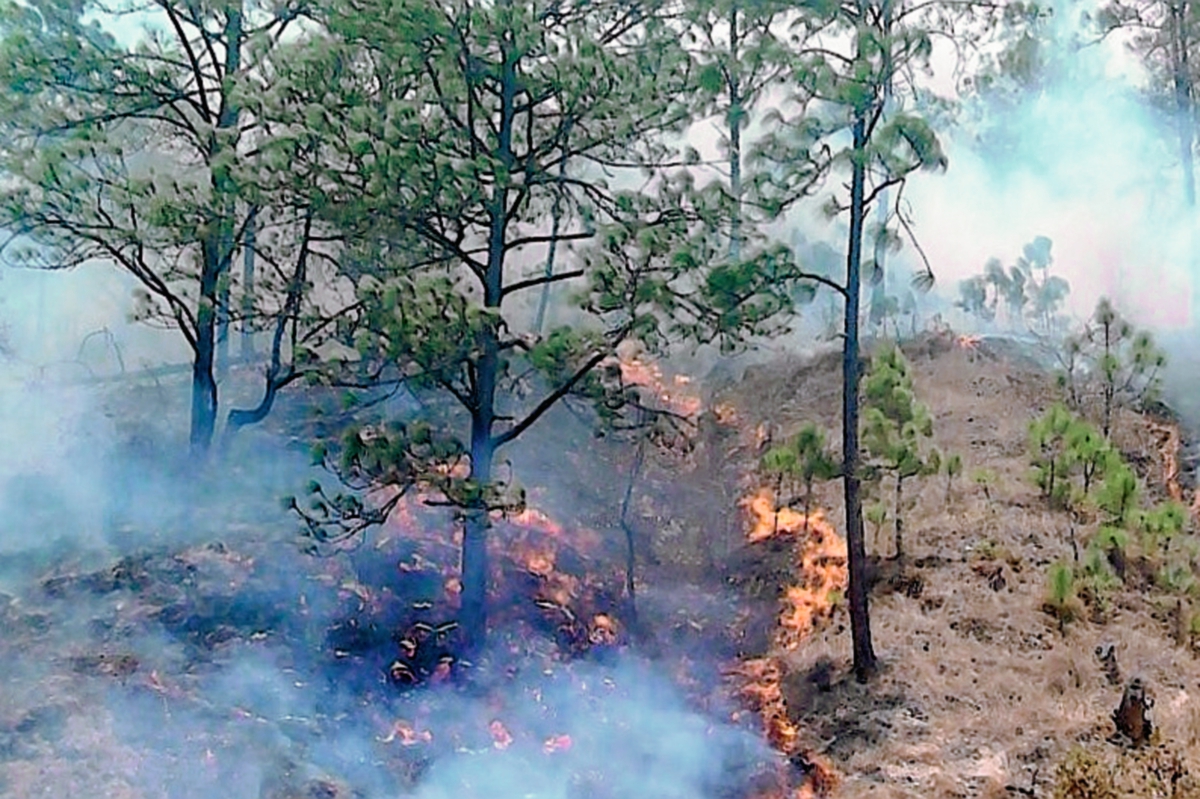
[{"left": 710, "top": 335, "right": 1200, "bottom": 797}]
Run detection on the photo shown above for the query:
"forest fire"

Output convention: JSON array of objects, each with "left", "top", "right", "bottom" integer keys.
[
  {"left": 613, "top": 349, "right": 703, "bottom": 417},
  {"left": 740, "top": 489, "right": 848, "bottom": 648},
  {"left": 721, "top": 488, "right": 847, "bottom": 798}
]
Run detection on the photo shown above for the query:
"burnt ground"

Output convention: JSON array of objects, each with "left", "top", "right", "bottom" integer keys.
[{"left": 2, "top": 333, "right": 1200, "bottom": 797}]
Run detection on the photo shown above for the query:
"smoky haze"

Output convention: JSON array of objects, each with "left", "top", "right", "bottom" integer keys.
[{"left": 4, "top": 1, "right": 1200, "bottom": 797}]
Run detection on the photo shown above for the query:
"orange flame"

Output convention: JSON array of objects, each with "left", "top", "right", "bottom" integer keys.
[
  {"left": 489, "top": 720, "right": 514, "bottom": 750},
  {"left": 610, "top": 350, "right": 703, "bottom": 417},
  {"left": 741, "top": 488, "right": 848, "bottom": 649},
  {"left": 380, "top": 720, "right": 433, "bottom": 746},
  {"left": 726, "top": 488, "right": 845, "bottom": 797},
  {"left": 725, "top": 658, "right": 841, "bottom": 799}
]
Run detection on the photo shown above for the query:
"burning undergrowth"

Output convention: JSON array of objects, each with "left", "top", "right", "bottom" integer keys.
[{"left": 0, "top": 445, "right": 820, "bottom": 799}]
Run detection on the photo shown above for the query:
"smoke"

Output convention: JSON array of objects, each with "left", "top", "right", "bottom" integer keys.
[{"left": 904, "top": 2, "right": 1195, "bottom": 331}]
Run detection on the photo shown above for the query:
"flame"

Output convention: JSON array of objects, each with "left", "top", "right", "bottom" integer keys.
[
  {"left": 503, "top": 507, "right": 565, "bottom": 535},
  {"left": 725, "top": 658, "right": 841, "bottom": 799},
  {"left": 725, "top": 488, "right": 846, "bottom": 797},
  {"left": 956, "top": 334, "right": 982, "bottom": 350},
  {"left": 1149, "top": 421, "right": 1186, "bottom": 504},
  {"left": 609, "top": 349, "right": 703, "bottom": 417},
  {"left": 380, "top": 720, "right": 433, "bottom": 746},
  {"left": 543, "top": 734, "right": 572, "bottom": 754},
  {"left": 739, "top": 489, "right": 848, "bottom": 649}
]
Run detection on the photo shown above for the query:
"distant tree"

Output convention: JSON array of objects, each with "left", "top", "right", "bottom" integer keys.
[
  {"left": 959, "top": 236, "right": 1068, "bottom": 333},
  {"left": 684, "top": 0, "right": 791, "bottom": 260},
  {"left": 1059, "top": 298, "right": 1166, "bottom": 437},
  {"left": 1097, "top": 0, "right": 1199, "bottom": 208}
]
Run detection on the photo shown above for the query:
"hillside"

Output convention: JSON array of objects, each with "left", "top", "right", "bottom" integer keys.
[
  {"left": 1, "top": 333, "right": 1199, "bottom": 799},
  {"left": 708, "top": 333, "right": 1200, "bottom": 797}
]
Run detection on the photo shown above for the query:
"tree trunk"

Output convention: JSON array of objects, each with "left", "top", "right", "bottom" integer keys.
[
  {"left": 460, "top": 18, "right": 517, "bottom": 654},
  {"left": 844, "top": 110, "right": 877, "bottom": 682},
  {"left": 190, "top": 0, "right": 243, "bottom": 455},
  {"left": 190, "top": 291, "right": 219, "bottom": 455},
  {"left": 1103, "top": 317, "right": 1113, "bottom": 439},
  {"left": 533, "top": 121, "right": 571, "bottom": 335},
  {"left": 619, "top": 438, "right": 645, "bottom": 627},
  {"left": 461, "top": 431, "right": 494, "bottom": 655},
  {"left": 221, "top": 213, "right": 309, "bottom": 450},
  {"left": 893, "top": 474, "right": 904, "bottom": 561},
  {"left": 241, "top": 207, "right": 257, "bottom": 359},
  {"left": 728, "top": 2, "right": 743, "bottom": 261},
  {"left": 1173, "top": 0, "right": 1196, "bottom": 208}
]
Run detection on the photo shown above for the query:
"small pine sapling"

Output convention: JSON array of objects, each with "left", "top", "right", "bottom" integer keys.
[
  {"left": 1096, "top": 462, "right": 1139, "bottom": 529},
  {"left": 761, "top": 422, "right": 840, "bottom": 531},
  {"left": 973, "top": 468, "right": 996, "bottom": 502},
  {"left": 1094, "top": 525, "right": 1130, "bottom": 581},
  {"left": 1029, "top": 404, "right": 1076, "bottom": 508},
  {"left": 866, "top": 502, "right": 888, "bottom": 552},
  {"left": 944, "top": 453, "right": 962, "bottom": 503},
  {"left": 862, "top": 345, "right": 937, "bottom": 561},
  {"left": 1094, "top": 299, "right": 1166, "bottom": 438},
  {"left": 1064, "top": 419, "right": 1114, "bottom": 496},
  {"left": 1136, "top": 501, "right": 1187, "bottom": 565},
  {"left": 1045, "top": 561, "right": 1079, "bottom": 634}
]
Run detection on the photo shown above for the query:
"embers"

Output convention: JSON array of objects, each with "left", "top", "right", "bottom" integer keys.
[
  {"left": 532, "top": 598, "right": 623, "bottom": 658},
  {"left": 388, "top": 619, "right": 460, "bottom": 688}
]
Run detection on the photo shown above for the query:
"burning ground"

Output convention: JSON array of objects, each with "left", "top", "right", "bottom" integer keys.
[{"left": 4, "top": 335, "right": 1200, "bottom": 797}]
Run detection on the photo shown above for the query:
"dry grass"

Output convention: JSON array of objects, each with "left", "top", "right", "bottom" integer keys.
[{"left": 719, "top": 337, "right": 1200, "bottom": 797}]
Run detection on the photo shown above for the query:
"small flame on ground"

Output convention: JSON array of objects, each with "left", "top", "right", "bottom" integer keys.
[
  {"left": 739, "top": 489, "right": 847, "bottom": 648},
  {"left": 611, "top": 352, "right": 703, "bottom": 417},
  {"left": 489, "top": 720, "right": 513, "bottom": 750},
  {"left": 380, "top": 720, "right": 433, "bottom": 746},
  {"left": 726, "top": 488, "right": 847, "bottom": 798},
  {"left": 542, "top": 734, "right": 572, "bottom": 754}
]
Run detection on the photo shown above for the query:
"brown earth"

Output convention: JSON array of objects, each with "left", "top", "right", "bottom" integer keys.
[
  {"left": 2, "top": 334, "right": 1200, "bottom": 798},
  {"left": 705, "top": 335, "right": 1200, "bottom": 798}
]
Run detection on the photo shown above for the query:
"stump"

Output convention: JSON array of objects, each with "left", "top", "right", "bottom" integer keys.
[{"left": 1112, "top": 677, "right": 1153, "bottom": 747}]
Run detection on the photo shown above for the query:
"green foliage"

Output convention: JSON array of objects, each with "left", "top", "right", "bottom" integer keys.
[
  {"left": 1157, "top": 561, "right": 1196, "bottom": 595},
  {"left": 1095, "top": 524, "right": 1130, "bottom": 553},
  {"left": 1136, "top": 502, "right": 1187, "bottom": 558},
  {"left": 1058, "top": 298, "right": 1165, "bottom": 437},
  {"left": 1096, "top": 463, "right": 1139, "bottom": 527},
  {"left": 1045, "top": 561, "right": 1079, "bottom": 631},
  {"left": 944, "top": 452, "right": 962, "bottom": 501},
  {"left": 862, "top": 344, "right": 938, "bottom": 558},
  {"left": 865, "top": 502, "right": 889, "bottom": 546},
  {"left": 762, "top": 422, "right": 840, "bottom": 519},
  {"left": 1028, "top": 404, "right": 1076, "bottom": 507},
  {"left": 0, "top": 0, "right": 329, "bottom": 449},
  {"left": 1081, "top": 542, "right": 1121, "bottom": 593},
  {"left": 1028, "top": 406, "right": 1116, "bottom": 509},
  {"left": 972, "top": 467, "right": 997, "bottom": 501}
]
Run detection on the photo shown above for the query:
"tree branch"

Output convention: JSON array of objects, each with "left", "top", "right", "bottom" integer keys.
[{"left": 493, "top": 349, "right": 608, "bottom": 448}]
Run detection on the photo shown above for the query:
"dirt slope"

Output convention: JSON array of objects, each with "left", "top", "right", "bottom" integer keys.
[{"left": 713, "top": 335, "right": 1200, "bottom": 797}]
